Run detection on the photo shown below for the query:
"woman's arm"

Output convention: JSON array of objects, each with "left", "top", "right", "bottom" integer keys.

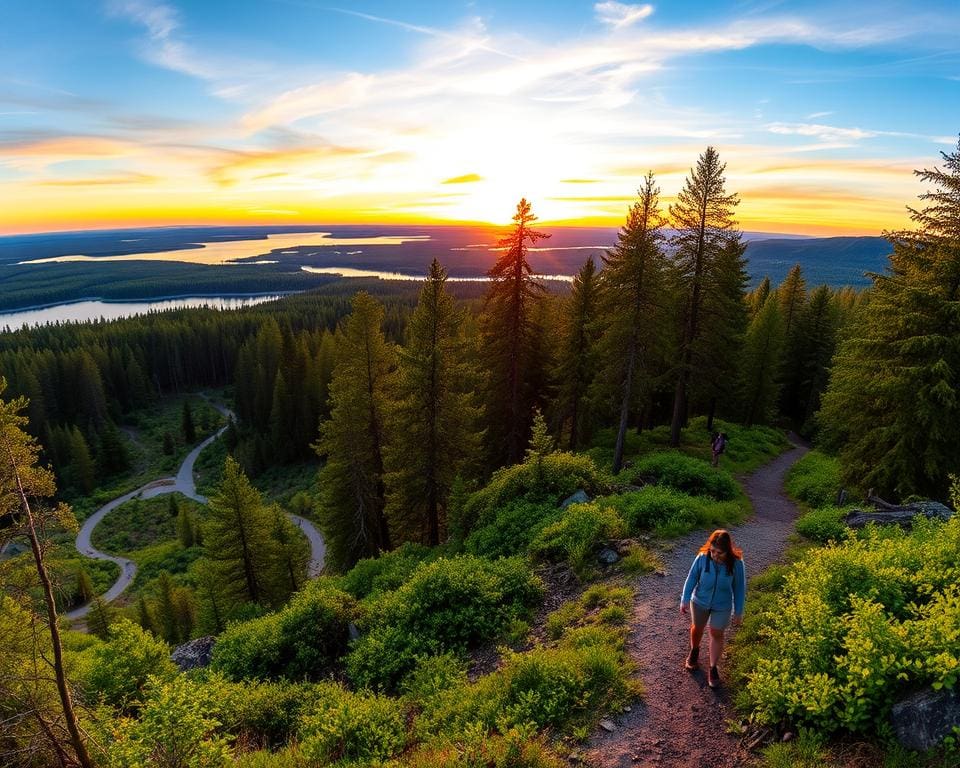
[{"left": 680, "top": 554, "right": 703, "bottom": 609}]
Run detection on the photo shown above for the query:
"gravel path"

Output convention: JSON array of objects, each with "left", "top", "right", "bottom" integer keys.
[{"left": 584, "top": 441, "right": 808, "bottom": 768}]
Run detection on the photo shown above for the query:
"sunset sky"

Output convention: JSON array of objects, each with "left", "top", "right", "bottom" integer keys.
[{"left": 2, "top": 0, "right": 958, "bottom": 236}]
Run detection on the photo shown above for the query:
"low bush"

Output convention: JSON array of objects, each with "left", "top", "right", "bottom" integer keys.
[
  {"left": 347, "top": 556, "right": 543, "bottom": 691},
  {"left": 630, "top": 451, "right": 739, "bottom": 501},
  {"left": 620, "top": 544, "right": 662, "bottom": 575},
  {"left": 743, "top": 516, "right": 960, "bottom": 740},
  {"left": 394, "top": 728, "right": 565, "bottom": 768},
  {"left": 81, "top": 619, "right": 177, "bottom": 709},
  {"left": 299, "top": 683, "right": 407, "bottom": 767},
  {"left": 795, "top": 505, "right": 851, "bottom": 543},
  {"left": 604, "top": 486, "right": 702, "bottom": 531},
  {"left": 339, "top": 542, "right": 438, "bottom": 599},
  {"left": 464, "top": 499, "right": 561, "bottom": 559},
  {"left": 529, "top": 502, "right": 626, "bottom": 573},
  {"left": 545, "top": 584, "right": 633, "bottom": 641},
  {"left": 785, "top": 451, "right": 843, "bottom": 509},
  {"left": 212, "top": 579, "right": 355, "bottom": 681},
  {"left": 453, "top": 452, "right": 607, "bottom": 539}
]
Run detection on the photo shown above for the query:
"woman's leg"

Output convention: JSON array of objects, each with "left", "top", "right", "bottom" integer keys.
[{"left": 708, "top": 627, "right": 725, "bottom": 667}]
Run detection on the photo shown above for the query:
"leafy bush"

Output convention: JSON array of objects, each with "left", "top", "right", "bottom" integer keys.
[
  {"left": 347, "top": 556, "right": 543, "bottom": 691},
  {"left": 604, "top": 487, "right": 702, "bottom": 531},
  {"left": 453, "top": 452, "right": 606, "bottom": 539},
  {"left": 620, "top": 544, "right": 662, "bottom": 575},
  {"left": 464, "top": 499, "right": 560, "bottom": 559},
  {"left": 82, "top": 619, "right": 177, "bottom": 709},
  {"left": 786, "top": 451, "right": 842, "bottom": 509},
  {"left": 630, "top": 451, "right": 738, "bottom": 500},
  {"left": 743, "top": 516, "right": 960, "bottom": 740},
  {"left": 340, "top": 542, "right": 438, "bottom": 599},
  {"left": 108, "top": 675, "right": 233, "bottom": 767},
  {"left": 795, "top": 506, "right": 851, "bottom": 543},
  {"left": 299, "top": 683, "right": 407, "bottom": 767},
  {"left": 394, "top": 728, "right": 565, "bottom": 768},
  {"left": 529, "top": 502, "right": 626, "bottom": 573},
  {"left": 545, "top": 584, "right": 633, "bottom": 641},
  {"left": 212, "top": 579, "right": 355, "bottom": 681}
]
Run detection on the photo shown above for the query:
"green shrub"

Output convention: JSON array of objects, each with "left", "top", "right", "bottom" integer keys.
[
  {"left": 795, "top": 506, "right": 850, "bottom": 543},
  {"left": 108, "top": 675, "right": 233, "bottom": 767},
  {"left": 529, "top": 502, "right": 626, "bottom": 573},
  {"left": 393, "top": 728, "right": 565, "bottom": 768},
  {"left": 464, "top": 499, "right": 561, "bottom": 559},
  {"left": 347, "top": 556, "right": 543, "bottom": 691},
  {"left": 299, "top": 683, "right": 407, "bottom": 767},
  {"left": 453, "top": 452, "right": 606, "bottom": 538},
  {"left": 83, "top": 619, "right": 177, "bottom": 709},
  {"left": 212, "top": 579, "right": 354, "bottom": 681},
  {"left": 786, "top": 451, "right": 842, "bottom": 509},
  {"left": 743, "top": 516, "right": 960, "bottom": 740},
  {"left": 217, "top": 678, "right": 323, "bottom": 748},
  {"left": 545, "top": 585, "right": 632, "bottom": 641},
  {"left": 630, "top": 451, "right": 738, "bottom": 500},
  {"left": 620, "top": 544, "right": 661, "bottom": 575},
  {"left": 340, "top": 542, "right": 438, "bottom": 599},
  {"left": 605, "top": 487, "right": 702, "bottom": 531}
]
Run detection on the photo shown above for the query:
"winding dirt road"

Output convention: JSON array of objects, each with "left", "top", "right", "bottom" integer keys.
[
  {"left": 66, "top": 401, "right": 325, "bottom": 621},
  {"left": 584, "top": 441, "right": 808, "bottom": 768}
]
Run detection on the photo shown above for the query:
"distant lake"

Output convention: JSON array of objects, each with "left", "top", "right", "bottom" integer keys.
[{"left": 0, "top": 295, "right": 286, "bottom": 330}]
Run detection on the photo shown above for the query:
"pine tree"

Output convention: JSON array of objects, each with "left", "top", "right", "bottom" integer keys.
[
  {"left": 746, "top": 276, "right": 771, "bottom": 320},
  {"left": 526, "top": 408, "right": 556, "bottom": 483},
  {"left": 87, "top": 597, "right": 112, "bottom": 640},
  {"left": 68, "top": 426, "right": 95, "bottom": 494},
  {"left": 176, "top": 504, "right": 195, "bottom": 548},
  {"left": 668, "top": 147, "right": 741, "bottom": 446},
  {"left": 554, "top": 257, "right": 600, "bottom": 450},
  {"left": 74, "top": 569, "right": 95, "bottom": 607},
  {"left": 314, "top": 293, "right": 396, "bottom": 571},
  {"left": 204, "top": 456, "right": 276, "bottom": 607},
  {"left": 155, "top": 572, "right": 179, "bottom": 644},
  {"left": 97, "top": 419, "right": 129, "bottom": 476},
  {"left": 480, "top": 199, "right": 550, "bottom": 467},
  {"left": 269, "top": 505, "right": 310, "bottom": 598},
  {"left": 777, "top": 264, "right": 807, "bottom": 339},
  {"left": 740, "top": 295, "right": 786, "bottom": 427},
  {"left": 384, "top": 260, "right": 481, "bottom": 546},
  {"left": 593, "top": 174, "right": 671, "bottom": 473},
  {"left": 136, "top": 594, "right": 155, "bottom": 634},
  {"left": 820, "top": 138, "right": 960, "bottom": 498},
  {"left": 268, "top": 369, "right": 295, "bottom": 463},
  {"left": 181, "top": 399, "right": 196, "bottom": 444},
  {"left": 0, "top": 379, "right": 95, "bottom": 767},
  {"left": 191, "top": 558, "right": 226, "bottom": 635}
]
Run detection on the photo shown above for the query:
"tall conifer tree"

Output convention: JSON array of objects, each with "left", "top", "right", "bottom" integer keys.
[
  {"left": 554, "top": 257, "right": 600, "bottom": 451},
  {"left": 820, "top": 139, "right": 960, "bottom": 498},
  {"left": 480, "top": 199, "right": 549, "bottom": 467},
  {"left": 314, "top": 293, "right": 395, "bottom": 570},
  {"left": 668, "top": 147, "right": 741, "bottom": 446},
  {"left": 384, "top": 260, "right": 480, "bottom": 545},
  {"left": 740, "top": 295, "right": 786, "bottom": 426},
  {"left": 592, "top": 174, "right": 670, "bottom": 473}
]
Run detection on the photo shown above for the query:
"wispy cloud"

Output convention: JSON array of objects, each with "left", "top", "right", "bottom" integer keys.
[
  {"left": 442, "top": 173, "right": 483, "bottom": 184},
  {"left": 594, "top": 2, "right": 655, "bottom": 29}
]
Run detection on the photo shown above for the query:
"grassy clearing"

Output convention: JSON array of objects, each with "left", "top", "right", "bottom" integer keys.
[{"left": 90, "top": 494, "right": 205, "bottom": 553}]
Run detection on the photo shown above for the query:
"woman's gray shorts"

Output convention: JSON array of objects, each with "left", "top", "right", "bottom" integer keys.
[{"left": 691, "top": 602, "right": 731, "bottom": 631}]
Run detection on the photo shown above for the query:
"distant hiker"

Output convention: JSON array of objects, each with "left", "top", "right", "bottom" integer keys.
[
  {"left": 679, "top": 529, "right": 746, "bottom": 689},
  {"left": 711, "top": 431, "right": 727, "bottom": 467}
]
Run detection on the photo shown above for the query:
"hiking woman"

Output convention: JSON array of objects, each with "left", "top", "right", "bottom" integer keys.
[{"left": 679, "top": 529, "right": 746, "bottom": 688}]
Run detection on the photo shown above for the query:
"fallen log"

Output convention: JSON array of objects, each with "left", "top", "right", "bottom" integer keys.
[{"left": 844, "top": 500, "right": 953, "bottom": 529}]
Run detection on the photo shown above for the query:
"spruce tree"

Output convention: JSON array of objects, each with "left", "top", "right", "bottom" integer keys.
[
  {"left": 554, "top": 257, "right": 599, "bottom": 450},
  {"left": 68, "top": 427, "right": 95, "bottom": 494},
  {"left": 384, "top": 260, "right": 481, "bottom": 546},
  {"left": 820, "top": 139, "right": 960, "bottom": 498},
  {"left": 176, "top": 504, "right": 195, "bottom": 548},
  {"left": 480, "top": 198, "right": 549, "bottom": 467},
  {"left": 668, "top": 147, "right": 741, "bottom": 446},
  {"left": 740, "top": 295, "right": 786, "bottom": 426},
  {"left": 268, "top": 505, "right": 310, "bottom": 597},
  {"left": 777, "top": 264, "right": 807, "bottom": 339},
  {"left": 203, "top": 456, "right": 276, "bottom": 607},
  {"left": 268, "top": 369, "right": 295, "bottom": 463},
  {"left": 746, "top": 276, "right": 771, "bottom": 320},
  {"left": 592, "top": 174, "right": 670, "bottom": 473},
  {"left": 87, "top": 598, "right": 112, "bottom": 641},
  {"left": 314, "top": 293, "right": 396, "bottom": 571}
]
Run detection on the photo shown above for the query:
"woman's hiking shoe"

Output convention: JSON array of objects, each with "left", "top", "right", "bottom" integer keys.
[
  {"left": 685, "top": 647, "right": 699, "bottom": 670},
  {"left": 708, "top": 666, "right": 721, "bottom": 689}
]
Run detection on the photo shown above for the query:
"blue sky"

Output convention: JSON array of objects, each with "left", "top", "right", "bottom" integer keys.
[{"left": 1, "top": 0, "right": 958, "bottom": 234}]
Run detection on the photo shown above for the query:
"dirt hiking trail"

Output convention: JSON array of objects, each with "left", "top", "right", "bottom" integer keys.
[{"left": 585, "top": 440, "right": 809, "bottom": 768}]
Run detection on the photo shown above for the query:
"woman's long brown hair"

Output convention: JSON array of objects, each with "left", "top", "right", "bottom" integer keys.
[{"left": 697, "top": 529, "right": 742, "bottom": 575}]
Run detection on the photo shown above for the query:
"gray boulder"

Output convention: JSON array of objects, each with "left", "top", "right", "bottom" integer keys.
[
  {"left": 561, "top": 490, "right": 591, "bottom": 509},
  {"left": 171, "top": 636, "right": 216, "bottom": 671},
  {"left": 597, "top": 547, "right": 620, "bottom": 565},
  {"left": 845, "top": 500, "right": 953, "bottom": 529},
  {"left": 891, "top": 686, "right": 960, "bottom": 751}
]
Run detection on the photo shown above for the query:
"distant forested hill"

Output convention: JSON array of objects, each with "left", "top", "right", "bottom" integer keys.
[{"left": 0, "top": 226, "right": 892, "bottom": 311}]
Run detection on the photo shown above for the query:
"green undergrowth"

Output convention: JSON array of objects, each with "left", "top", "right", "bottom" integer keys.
[
  {"left": 91, "top": 494, "right": 205, "bottom": 553},
  {"left": 587, "top": 416, "right": 787, "bottom": 475}
]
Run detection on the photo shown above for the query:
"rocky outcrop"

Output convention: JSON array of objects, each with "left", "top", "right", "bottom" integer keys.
[
  {"left": 844, "top": 500, "right": 953, "bottom": 529},
  {"left": 891, "top": 686, "right": 960, "bottom": 751},
  {"left": 171, "top": 636, "right": 216, "bottom": 671}
]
